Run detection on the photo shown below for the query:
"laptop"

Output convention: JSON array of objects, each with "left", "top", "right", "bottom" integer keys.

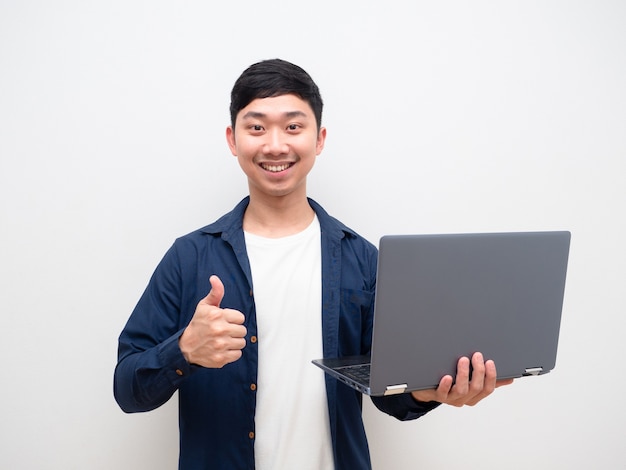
[{"left": 312, "top": 231, "right": 571, "bottom": 396}]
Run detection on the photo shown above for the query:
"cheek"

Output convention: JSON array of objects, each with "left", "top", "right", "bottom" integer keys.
[
  {"left": 232, "top": 139, "right": 256, "bottom": 159},
  {"left": 236, "top": 153, "right": 255, "bottom": 170}
]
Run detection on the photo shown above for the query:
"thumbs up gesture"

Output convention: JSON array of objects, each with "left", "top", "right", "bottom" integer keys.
[{"left": 179, "top": 275, "right": 247, "bottom": 368}]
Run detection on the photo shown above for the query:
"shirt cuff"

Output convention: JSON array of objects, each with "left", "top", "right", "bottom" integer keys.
[{"left": 157, "top": 329, "right": 196, "bottom": 385}]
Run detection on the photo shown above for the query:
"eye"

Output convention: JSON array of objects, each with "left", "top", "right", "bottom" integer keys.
[
  {"left": 287, "top": 123, "right": 301, "bottom": 131},
  {"left": 249, "top": 124, "right": 264, "bottom": 134}
]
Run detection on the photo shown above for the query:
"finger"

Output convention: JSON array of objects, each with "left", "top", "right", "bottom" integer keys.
[
  {"left": 229, "top": 337, "right": 247, "bottom": 351},
  {"left": 452, "top": 356, "right": 471, "bottom": 396},
  {"left": 223, "top": 308, "right": 246, "bottom": 326},
  {"left": 210, "top": 348, "right": 244, "bottom": 368},
  {"left": 478, "top": 359, "right": 497, "bottom": 396},
  {"left": 224, "top": 349, "right": 244, "bottom": 365},
  {"left": 436, "top": 376, "right": 466, "bottom": 407},
  {"left": 466, "top": 359, "right": 497, "bottom": 406},
  {"left": 227, "top": 322, "right": 247, "bottom": 340},
  {"left": 484, "top": 358, "right": 497, "bottom": 384},
  {"left": 469, "top": 352, "right": 487, "bottom": 391},
  {"left": 435, "top": 375, "right": 454, "bottom": 401},
  {"left": 200, "top": 275, "right": 225, "bottom": 307}
]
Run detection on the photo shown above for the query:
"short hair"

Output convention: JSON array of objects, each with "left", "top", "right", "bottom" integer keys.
[{"left": 229, "top": 59, "right": 323, "bottom": 130}]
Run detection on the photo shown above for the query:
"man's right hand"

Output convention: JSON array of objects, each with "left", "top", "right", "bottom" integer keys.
[{"left": 179, "top": 275, "right": 247, "bottom": 368}]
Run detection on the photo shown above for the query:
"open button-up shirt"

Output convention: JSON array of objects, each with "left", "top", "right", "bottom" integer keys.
[{"left": 114, "top": 197, "right": 438, "bottom": 470}]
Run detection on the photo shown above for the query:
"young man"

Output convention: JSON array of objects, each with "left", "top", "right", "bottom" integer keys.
[{"left": 114, "top": 59, "right": 512, "bottom": 470}]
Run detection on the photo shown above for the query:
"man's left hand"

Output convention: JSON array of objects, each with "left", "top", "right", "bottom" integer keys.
[{"left": 411, "top": 352, "right": 514, "bottom": 407}]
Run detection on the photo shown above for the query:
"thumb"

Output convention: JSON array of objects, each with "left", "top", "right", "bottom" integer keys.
[{"left": 201, "top": 275, "right": 225, "bottom": 307}]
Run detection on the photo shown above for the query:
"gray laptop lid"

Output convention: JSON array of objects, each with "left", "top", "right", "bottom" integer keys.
[{"left": 367, "top": 231, "right": 570, "bottom": 396}]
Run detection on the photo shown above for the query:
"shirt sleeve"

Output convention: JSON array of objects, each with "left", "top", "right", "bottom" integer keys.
[
  {"left": 370, "top": 393, "right": 440, "bottom": 421},
  {"left": 113, "top": 243, "right": 198, "bottom": 413}
]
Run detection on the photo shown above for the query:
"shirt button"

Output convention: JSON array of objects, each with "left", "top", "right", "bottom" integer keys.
[
  {"left": 250, "top": 336, "right": 257, "bottom": 343},
  {"left": 250, "top": 383, "right": 257, "bottom": 391},
  {"left": 249, "top": 289, "right": 253, "bottom": 297},
  {"left": 249, "top": 432, "right": 255, "bottom": 439},
  {"left": 175, "top": 369, "right": 184, "bottom": 376}
]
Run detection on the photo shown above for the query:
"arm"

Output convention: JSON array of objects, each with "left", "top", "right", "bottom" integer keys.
[
  {"left": 113, "top": 244, "right": 192, "bottom": 412},
  {"left": 114, "top": 329, "right": 192, "bottom": 413},
  {"left": 371, "top": 392, "right": 441, "bottom": 421},
  {"left": 114, "top": 254, "right": 247, "bottom": 413}
]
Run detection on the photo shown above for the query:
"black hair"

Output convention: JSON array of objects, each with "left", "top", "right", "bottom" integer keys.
[{"left": 229, "top": 58, "right": 323, "bottom": 129}]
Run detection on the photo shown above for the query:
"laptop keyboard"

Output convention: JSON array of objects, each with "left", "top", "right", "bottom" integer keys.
[{"left": 338, "top": 363, "right": 371, "bottom": 384}]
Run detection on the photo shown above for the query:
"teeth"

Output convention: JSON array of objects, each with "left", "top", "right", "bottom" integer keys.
[{"left": 262, "top": 163, "right": 290, "bottom": 172}]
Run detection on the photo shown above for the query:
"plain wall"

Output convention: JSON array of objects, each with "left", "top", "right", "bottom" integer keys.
[{"left": 1, "top": 1, "right": 624, "bottom": 468}]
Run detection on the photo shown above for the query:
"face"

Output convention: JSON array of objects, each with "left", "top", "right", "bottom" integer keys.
[{"left": 226, "top": 94, "right": 326, "bottom": 202}]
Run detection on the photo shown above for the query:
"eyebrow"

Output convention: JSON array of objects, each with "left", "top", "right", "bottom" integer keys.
[{"left": 240, "top": 110, "right": 309, "bottom": 121}]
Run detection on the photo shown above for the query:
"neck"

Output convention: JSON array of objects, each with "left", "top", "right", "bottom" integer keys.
[{"left": 243, "top": 194, "right": 315, "bottom": 238}]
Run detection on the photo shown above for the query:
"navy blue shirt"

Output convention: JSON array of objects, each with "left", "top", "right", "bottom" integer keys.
[{"left": 114, "top": 197, "right": 438, "bottom": 469}]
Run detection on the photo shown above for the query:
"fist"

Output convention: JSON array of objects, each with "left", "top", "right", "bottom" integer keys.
[{"left": 179, "top": 275, "right": 247, "bottom": 368}]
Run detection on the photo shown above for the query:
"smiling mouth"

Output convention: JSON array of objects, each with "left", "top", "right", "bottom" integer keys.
[{"left": 260, "top": 163, "right": 293, "bottom": 173}]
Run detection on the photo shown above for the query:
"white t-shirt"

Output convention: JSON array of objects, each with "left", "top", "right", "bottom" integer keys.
[{"left": 245, "top": 216, "right": 334, "bottom": 470}]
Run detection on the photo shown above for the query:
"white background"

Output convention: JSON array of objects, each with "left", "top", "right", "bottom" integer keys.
[{"left": 1, "top": 1, "right": 625, "bottom": 469}]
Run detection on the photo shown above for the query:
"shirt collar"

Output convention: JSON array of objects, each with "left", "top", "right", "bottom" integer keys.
[{"left": 199, "top": 196, "right": 357, "bottom": 241}]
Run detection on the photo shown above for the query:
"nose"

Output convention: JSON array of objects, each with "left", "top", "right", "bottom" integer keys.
[{"left": 262, "top": 129, "right": 289, "bottom": 156}]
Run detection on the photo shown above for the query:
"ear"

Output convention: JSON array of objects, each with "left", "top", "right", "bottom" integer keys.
[
  {"left": 316, "top": 127, "right": 327, "bottom": 155},
  {"left": 226, "top": 126, "right": 237, "bottom": 156}
]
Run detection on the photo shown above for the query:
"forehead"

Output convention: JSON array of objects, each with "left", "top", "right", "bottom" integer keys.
[{"left": 237, "top": 94, "right": 314, "bottom": 122}]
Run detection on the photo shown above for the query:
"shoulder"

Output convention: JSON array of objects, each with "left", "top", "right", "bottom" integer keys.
[
  {"left": 174, "top": 197, "right": 249, "bottom": 245},
  {"left": 309, "top": 198, "right": 377, "bottom": 252},
  {"left": 162, "top": 198, "right": 248, "bottom": 265}
]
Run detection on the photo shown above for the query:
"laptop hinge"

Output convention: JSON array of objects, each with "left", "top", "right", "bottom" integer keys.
[
  {"left": 384, "top": 384, "right": 407, "bottom": 396},
  {"left": 523, "top": 367, "right": 544, "bottom": 376}
]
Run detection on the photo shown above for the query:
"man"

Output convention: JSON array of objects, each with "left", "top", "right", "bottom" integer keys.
[{"left": 114, "top": 58, "right": 513, "bottom": 470}]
